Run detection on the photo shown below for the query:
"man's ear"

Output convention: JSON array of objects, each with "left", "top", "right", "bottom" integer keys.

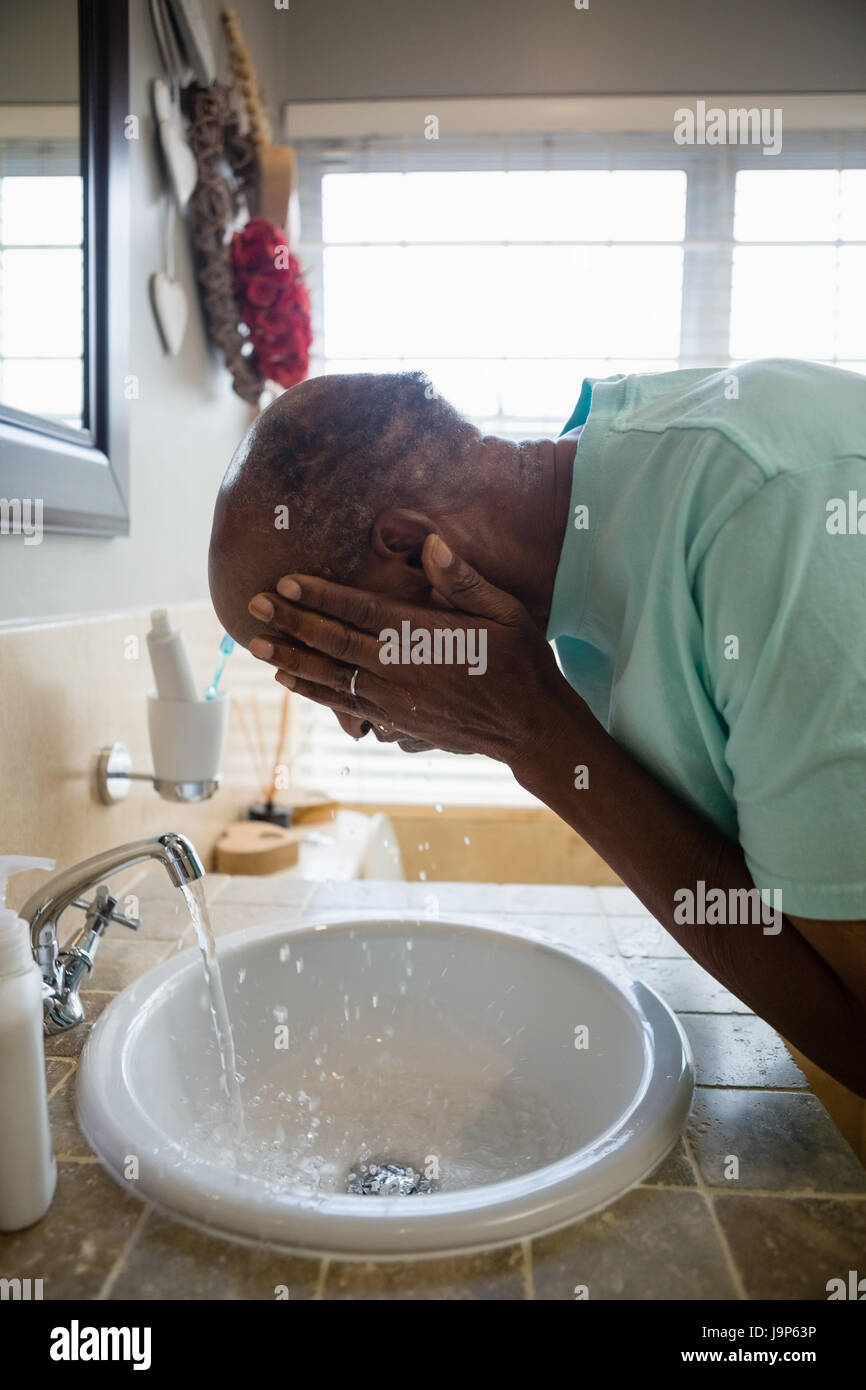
[{"left": 371, "top": 508, "right": 438, "bottom": 569}]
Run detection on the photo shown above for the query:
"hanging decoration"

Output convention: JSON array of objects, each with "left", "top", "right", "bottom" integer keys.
[
  {"left": 221, "top": 6, "right": 301, "bottom": 239},
  {"left": 148, "top": 0, "right": 312, "bottom": 404},
  {"left": 184, "top": 81, "right": 264, "bottom": 403},
  {"left": 222, "top": 6, "right": 310, "bottom": 393},
  {"left": 232, "top": 220, "right": 311, "bottom": 389}
]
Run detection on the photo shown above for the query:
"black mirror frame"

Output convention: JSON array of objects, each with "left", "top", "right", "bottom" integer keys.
[{"left": 0, "top": 0, "right": 130, "bottom": 536}]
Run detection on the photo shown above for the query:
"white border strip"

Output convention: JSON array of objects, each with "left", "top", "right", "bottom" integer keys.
[{"left": 283, "top": 93, "right": 866, "bottom": 142}]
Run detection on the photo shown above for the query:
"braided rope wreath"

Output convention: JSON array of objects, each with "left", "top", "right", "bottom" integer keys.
[{"left": 182, "top": 83, "right": 311, "bottom": 404}]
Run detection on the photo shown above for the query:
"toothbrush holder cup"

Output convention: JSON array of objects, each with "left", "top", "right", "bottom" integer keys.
[{"left": 147, "top": 692, "right": 229, "bottom": 803}]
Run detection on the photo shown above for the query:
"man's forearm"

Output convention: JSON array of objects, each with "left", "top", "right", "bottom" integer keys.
[{"left": 510, "top": 688, "right": 866, "bottom": 1095}]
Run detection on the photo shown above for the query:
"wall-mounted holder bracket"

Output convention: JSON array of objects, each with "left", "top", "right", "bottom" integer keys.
[{"left": 96, "top": 742, "right": 219, "bottom": 805}]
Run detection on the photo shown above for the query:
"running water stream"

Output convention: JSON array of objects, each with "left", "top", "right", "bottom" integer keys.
[{"left": 181, "top": 880, "right": 245, "bottom": 1139}]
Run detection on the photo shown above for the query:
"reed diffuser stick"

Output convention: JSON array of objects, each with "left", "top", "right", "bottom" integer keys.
[
  {"left": 251, "top": 694, "right": 269, "bottom": 799},
  {"left": 234, "top": 697, "right": 268, "bottom": 799},
  {"left": 265, "top": 689, "right": 291, "bottom": 808}
]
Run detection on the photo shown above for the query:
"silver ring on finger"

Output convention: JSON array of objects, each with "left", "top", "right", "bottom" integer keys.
[{"left": 349, "top": 667, "right": 360, "bottom": 699}]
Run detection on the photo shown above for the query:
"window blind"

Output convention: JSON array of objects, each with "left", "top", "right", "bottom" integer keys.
[
  {"left": 287, "top": 127, "right": 866, "bottom": 807},
  {"left": 0, "top": 139, "right": 84, "bottom": 428}
]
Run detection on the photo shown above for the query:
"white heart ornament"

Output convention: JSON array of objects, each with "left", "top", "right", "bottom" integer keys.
[
  {"left": 157, "top": 117, "right": 197, "bottom": 209},
  {"left": 149, "top": 271, "right": 188, "bottom": 356},
  {"left": 151, "top": 78, "right": 175, "bottom": 124}
]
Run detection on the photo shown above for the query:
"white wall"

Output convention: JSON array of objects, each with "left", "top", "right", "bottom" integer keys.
[
  {"left": 0, "top": 0, "right": 281, "bottom": 624},
  {"left": 270, "top": 0, "right": 866, "bottom": 100},
  {"left": 3, "top": 0, "right": 863, "bottom": 625}
]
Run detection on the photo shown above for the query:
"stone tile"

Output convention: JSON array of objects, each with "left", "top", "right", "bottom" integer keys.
[
  {"left": 45, "top": 1058, "right": 75, "bottom": 1093},
  {"left": 43, "top": 1022, "right": 91, "bottom": 1060},
  {"left": 641, "top": 1139, "right": 697, "bottom": 1188},
  {"left": 609, "top": 915, "right": 691, "bottom": 959},
  {"left": 79, "top": 988, "right": 116, "bottom": 1022},
  {"left": 688, "top": 1088, "right": 866, "bottom": 1193},
  {"left": 0, "top": 1161, "right": 143, "bottom": 1300},
  {"left": 715, "top": 1194, "right": 866, "bottom": 1300},
  {"left": 405, "top": 881, "right": 506, "bottom": 913},
  {"left": 208, "top": 901, "right": 310, "bottom": 939},
  {"left": 82, "top": 937, "right": 172, "bottom": 993},
  {"left": 131, "top": 869, "right": 230, "bottom": 904},
  {"left": 48, "top": 1064, "right": 91, "bottom": 1160},
  {"left": 218, "top": 875, "right": 318, "bottom": 907},
  {"left": 311, "top": 880, "right": 410, "bottom": 911},
  {"left": 110, "top": 1214, "right": 320, "bottom": 1300},
  {"left": 43, "top": 990, "right": 115, "bottom": 1059},
  {"left": 679, "top": 1014, "right": 808, "bottom": 1089},
  {"left": 631, "top": 958, "right": 751, "bottom": 1013},
  {"left": 324, "top": 1244, "right": 525, "bottom": 1300},
  {"left": 505, "top": 883, "right": 602, "bottom": 915},
  {"left": 468, "top": 911, "right": 617, "bottom": 957},
  {"left": 132, "top": 893, "right": 193, "bottom": 944},
  {"left": 597, "top": 886, "right": 646, "bottom": 916},
  {"left": 532, "top": 1188, "right": 737, "bottom": 1300}
]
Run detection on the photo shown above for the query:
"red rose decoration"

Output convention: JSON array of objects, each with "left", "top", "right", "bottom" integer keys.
[
  {"left": 246, "top": 274, "right": 279, "bottom": 308},
  {"left": 231, "top": 218, "right": 312, "bottom": 389}
]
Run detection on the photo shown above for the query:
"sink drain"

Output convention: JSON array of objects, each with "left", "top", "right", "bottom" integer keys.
[{"left": 345, "top": 1161, "right": 435, "bottom": 1196}]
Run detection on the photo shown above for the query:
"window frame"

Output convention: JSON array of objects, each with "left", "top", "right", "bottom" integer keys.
[
  {"left": 0, "top": 0, "right": 130, "bottom": 537},
  {"left": 296, "top": 127, "right": 866, "bottom": 374}
]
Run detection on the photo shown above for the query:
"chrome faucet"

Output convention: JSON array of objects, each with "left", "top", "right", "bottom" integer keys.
[{"left": 20, "top": 832, "right": 205, "bottom": 1034}]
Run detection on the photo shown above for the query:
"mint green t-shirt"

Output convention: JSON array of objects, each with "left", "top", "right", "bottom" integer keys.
[{"left": 547, "top": 358, "right": 866, "bottom": 919}]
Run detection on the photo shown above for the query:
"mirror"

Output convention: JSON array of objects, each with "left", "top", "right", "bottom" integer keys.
[
  {"left": 0, "top": 0, "right": 129, "bottom": 535},
  {"left": 0, "top": 3, "right": 83, "bottom": 430}
]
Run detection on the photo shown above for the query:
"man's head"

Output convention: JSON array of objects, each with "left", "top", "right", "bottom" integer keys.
[{"left": 209, "top": 371, "right": 487, "bottom": 649}]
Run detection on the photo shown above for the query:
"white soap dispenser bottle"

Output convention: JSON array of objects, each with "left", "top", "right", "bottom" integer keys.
[{"left": 0, "top": 855, "right": 57, "bottom": 1231}]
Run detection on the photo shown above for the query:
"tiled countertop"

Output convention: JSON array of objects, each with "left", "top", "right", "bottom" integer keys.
[{"left": 3, "top": 875, "right": 865, "bottom": 1301}]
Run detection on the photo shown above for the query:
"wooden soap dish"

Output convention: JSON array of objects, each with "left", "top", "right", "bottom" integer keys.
[{"left": 216, "top": 819, "right": 306, "bottom": 875}]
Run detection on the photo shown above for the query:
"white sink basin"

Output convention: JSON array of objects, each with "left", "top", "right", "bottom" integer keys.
[{"left": 77, "top": 912, "right": 693, "bottom": 1259}]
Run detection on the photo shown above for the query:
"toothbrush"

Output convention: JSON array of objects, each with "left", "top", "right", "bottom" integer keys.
[{"left": 205, "top": 632, "right": 235, "bottom": 699}]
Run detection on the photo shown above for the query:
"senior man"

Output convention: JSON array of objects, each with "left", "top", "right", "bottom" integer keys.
[{"left": 209, "top": 360, "right": 866, "bottom": 1095}]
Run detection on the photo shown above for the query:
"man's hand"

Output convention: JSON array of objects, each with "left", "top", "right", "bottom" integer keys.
[
  {"left": 247, "top": 534, "right": 579, "bottom": 764},
  {"left": 246, "top": 535, "right": 866, "bottom": 1095}
]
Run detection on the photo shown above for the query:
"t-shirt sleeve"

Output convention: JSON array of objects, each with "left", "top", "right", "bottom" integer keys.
[{"left": 696, "top": 459, "right": 866, "bottom": 919}]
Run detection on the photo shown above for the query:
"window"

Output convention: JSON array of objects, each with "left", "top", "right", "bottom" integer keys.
[
  {"left": 731, "top": 170, "right": 866, "bottom": 369},
  {"left": 320, "top": 169, "right": 686, "bottom": 439},
  {"left": 0, "top": 145, "right": 84, "bottom": 430},
  {"left": 288, "top": 129, "right": 866, "bottom": 806}
]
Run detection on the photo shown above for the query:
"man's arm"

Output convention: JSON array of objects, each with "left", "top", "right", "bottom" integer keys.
[
  {"left": 246, "top": 540, "right": 866, "bottom": 1098},
  {"left": 512, "top": 686, "right": 866, "bottom": 1097}
]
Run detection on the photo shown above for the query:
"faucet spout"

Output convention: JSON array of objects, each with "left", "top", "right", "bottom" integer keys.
[
  {"left": 152, "top": 832, "right": 207, "bottom": 890},
  {"left": 20, "top": 833, "right": 205, "bottom": 1032}
]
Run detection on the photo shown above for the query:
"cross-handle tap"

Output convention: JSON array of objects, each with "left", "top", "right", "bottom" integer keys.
[{"left": 20, "top": 832, "right": 205, "bottom": 1034}]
